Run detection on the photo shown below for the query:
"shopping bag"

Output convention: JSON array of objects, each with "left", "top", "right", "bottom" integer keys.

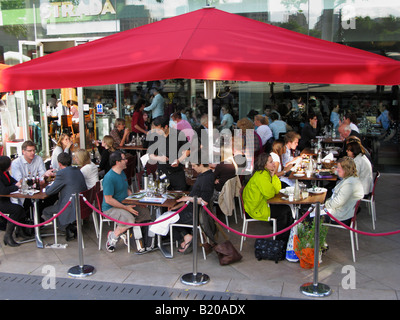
[{"left": 286, "top": 223, "right": 299, "bottom": 262}]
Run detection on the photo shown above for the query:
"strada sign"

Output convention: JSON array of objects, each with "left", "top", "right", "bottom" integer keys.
[{"left": 40, "top": 0, "right": 116, "bottom": 19}]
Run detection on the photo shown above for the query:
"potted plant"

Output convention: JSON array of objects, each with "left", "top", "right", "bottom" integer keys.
[{"left": 294, "top": 219, "right": 328, "bottom": 269}]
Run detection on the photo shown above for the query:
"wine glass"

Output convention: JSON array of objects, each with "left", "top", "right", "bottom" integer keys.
[
  {"left": 164, "top": 178, "right": 170, "bottom": 190},
  {"left": 26, "top": 175, "right": 34, "bottom": 190}
]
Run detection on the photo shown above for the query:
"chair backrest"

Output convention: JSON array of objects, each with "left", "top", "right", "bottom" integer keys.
[
  {"left": 79, "top": 187, "right": 94, "bottom": 220},
  {"left": 95, "top": 190, "right": 103, "bottom": 210},
  {"left": 350, "top": 199, "right": 362, "bottom": 225},
  {"left": 239, "top": 186, "right": 251, "bottom": 219},
  {"left": 145, "top": 163, "right": 157, "bottom": 175},
  {"left": 61, "top": 115, "right": 73, "bottom": 127},
  {"left": 370, "top": 171, "right": 380, "bottom": 196}
]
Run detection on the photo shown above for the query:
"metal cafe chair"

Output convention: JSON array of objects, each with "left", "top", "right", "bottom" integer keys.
[{"left": 238, "top": 186, "right": 277, "bottom": 251}]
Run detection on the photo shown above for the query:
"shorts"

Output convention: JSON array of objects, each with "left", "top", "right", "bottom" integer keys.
[{"left": 104, "top": 206, "right": 150, "bottom": 228}]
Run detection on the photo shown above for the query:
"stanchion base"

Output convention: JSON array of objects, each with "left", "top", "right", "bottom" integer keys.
[
  {"left": 45, "top": 243, "right": 68, "bottom": 249},
  {"left": 68, "top": 265, "right": 95, "bottom": 278},
  {"left": 300, "top": 282, "right": 332, "bottom": 297},
  {"left": 181, "top": 273, "right": 210, "bottom": 286}
]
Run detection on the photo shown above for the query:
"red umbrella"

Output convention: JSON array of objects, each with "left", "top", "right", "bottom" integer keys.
[{"left": 1, "top": 7, "right": 399, "bottom": 92}]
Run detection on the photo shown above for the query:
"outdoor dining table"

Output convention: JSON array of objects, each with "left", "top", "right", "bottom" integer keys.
[
  {"left": 287, "top": 170, "right": 338, "bottom": 183},
  {"left": 0, "top": 189, "right": 50, "bottom": 248},
  {"left": 267, "top": 190, "right": 327, "bottom": 219},
  {"left": 122, "top": 192, "right": 187, "bottom": 258}
]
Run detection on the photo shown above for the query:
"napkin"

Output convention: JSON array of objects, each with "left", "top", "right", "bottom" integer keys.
[
  {"left": 140, "top": 153, "right": 149, "bottom": 167},
  {"left": 322, "top": 152, "right": 334, "bottom": 161}
]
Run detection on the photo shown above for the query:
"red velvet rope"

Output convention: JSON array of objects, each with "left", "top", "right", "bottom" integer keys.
[
  {"left": 324, "top": 210, "right": 400, "bottom": 236},
  {"left": 82, "top": 196, "right": 188, "bottom": 227},
  {"left": 202, "top": 203, "right": 311, "bottom": 238},
  {"left": 0, "top": 199, "right": 73, "bottom": 228}
]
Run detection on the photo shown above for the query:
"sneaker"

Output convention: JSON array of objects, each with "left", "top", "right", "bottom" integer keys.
[
  {"left": 120, "top": 233, "right": 129, "bottom": 247},
  {"left": 106, "top": 231, "right": 119, "bottom": 253}
]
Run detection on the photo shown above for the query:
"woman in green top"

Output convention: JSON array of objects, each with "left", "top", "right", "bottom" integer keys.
[{"left": 243, "top": 153, "right": 293, "bottom": 242}]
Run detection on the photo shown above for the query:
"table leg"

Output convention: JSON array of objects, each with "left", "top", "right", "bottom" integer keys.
[
  {"left": 33, "top": 200, "right": 44, "bottom": 249},
  {"left": 155, "top": 206, "right": 172, "bottom": 258}
]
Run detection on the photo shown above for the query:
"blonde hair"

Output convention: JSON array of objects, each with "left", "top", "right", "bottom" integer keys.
[
  {"left": 57, "top": 133, "right": 70, "bottom": 148},
  {"left": 236, "top": 118, "right": 254, "bottom": 133},
  {"left": 337, "top": 156, "right": 358, "bottom": 178},
  {"left": 254, "top": 114, "right": 269, "bottom": 125},
  {"left": 271, "top": 140, "right": 285, "bottom": 156},
  {"left": 103, "top": 135, "right": 116, "bottom": 152},
  {"left": 75, "top": 149, "right": 91, "bottom": 166}
]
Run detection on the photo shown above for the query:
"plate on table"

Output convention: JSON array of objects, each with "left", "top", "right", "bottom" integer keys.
[
  {"left": 280, "top": 187, "right": 294, "bottom": 195},
  {"left": 307, "top": 187, "right": 327, "bottom": 194},
  {"left": 293, "top": 173, "right": 305, "bottom": 177}
]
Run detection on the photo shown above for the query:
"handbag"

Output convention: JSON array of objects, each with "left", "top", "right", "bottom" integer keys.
[
  {"left": 212, "top": 222, "right": 242, "bottom": 266},
  {"left": 214, "top": 240, "right": 242, "bottom": 266},
  {"left": 254, "top": 239, "right": 286, "bottom": 263}
]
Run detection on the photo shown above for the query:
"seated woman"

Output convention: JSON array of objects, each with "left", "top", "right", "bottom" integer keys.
[
  {"left": 281, "top": 131, "right": 304, "bottom": 170},
  {"left": 96, "top": 135, "right": 116, "bottom": 176},
  {"left": 74, "top": 149, "right": 99, "bottom": 189},
  {"left": 0, "top": 156, "right": 26, "bottom": 247},
  {"left": 346, "top": 141, "right": 373, "bottom": 197},
  {"left": 51, "top": 133, "right": 72, "bottom": 171},
  {"left": 323, "top": 157, "right": 364, "bottom": 226},
  {"left": 270, "top": 140, "right": 295, "bottom": 188},
  {"left": 169, "top": 160, "right": 215, "bottom": 254},
  {"left": 242, "top": 153, "right": 293, "bottom": 242}
]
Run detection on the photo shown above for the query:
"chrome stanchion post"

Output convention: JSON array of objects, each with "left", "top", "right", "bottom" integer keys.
[
  {"left": 68, "top": 193, "right": 95, "bottom": 278},
  {"left": 300, "top": 202, "right": 331, "bottom": 297},
  {"left": 181, "top": 196, "right": 210, "bottom": 286}
]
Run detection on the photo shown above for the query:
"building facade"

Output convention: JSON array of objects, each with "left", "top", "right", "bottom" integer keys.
[{"left": 0, "top": 0, "right": 399, "bottom": 158}]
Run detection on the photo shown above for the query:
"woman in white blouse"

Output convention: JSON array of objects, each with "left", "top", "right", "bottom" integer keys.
[
  {"left": 51, "top": 133, "right": 72, "bottom": 171},
  {"left": 345, "top": 141, "right": 373, "bottom": 196},
  {"left": 270, "top": 140, "right": 295, "bottom": 187},
  {"left": 74, "top": 149, "right": 99, "bottom": 189}
]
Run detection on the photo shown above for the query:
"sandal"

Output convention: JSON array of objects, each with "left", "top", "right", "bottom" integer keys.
[{"left": 178, "top": 240, "right": 193, "bottom": 254}]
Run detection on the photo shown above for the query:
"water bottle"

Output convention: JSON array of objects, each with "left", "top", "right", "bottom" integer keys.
[{"left": 143, "top": 168, "right": 148, "bottom": 191}]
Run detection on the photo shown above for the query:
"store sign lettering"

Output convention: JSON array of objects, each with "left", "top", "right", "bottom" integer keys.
[{"left": 40, "top": 0, "right": 116, "bottom": 19}]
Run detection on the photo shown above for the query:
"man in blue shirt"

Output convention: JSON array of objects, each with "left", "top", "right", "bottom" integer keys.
[
  {"left": 144, "top": 88, "right": 164, "bottom": 120},
  {"left": 377, "top": 104, "right": 390, "bottom": 130},
  {"left": 102, "top": 151, "right": 151, "bottom": 253},
  {"left": 330, "top": 104, "right": 340, "bottom": 131}
]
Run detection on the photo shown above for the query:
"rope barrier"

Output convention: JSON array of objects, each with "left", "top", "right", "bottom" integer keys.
[
  {"left": 201, "top": 203, "right": 311, "bottom": 239},
  {"left": 0, "top": 199, "right": 73, "bottom": 228},
  {"left": 81, "top": 196, "right": 188, "bottom": 227},
  {"left": 324, "top": 210, "right": 400, "bottom": 237}
]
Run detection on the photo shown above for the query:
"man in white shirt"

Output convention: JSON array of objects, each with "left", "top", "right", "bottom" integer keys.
[
  {"left": 10, "top": 140, "right": 55, "bottom": 208},
  {"left": 254, "top": 115, "right": 273, "bottom": 146}
]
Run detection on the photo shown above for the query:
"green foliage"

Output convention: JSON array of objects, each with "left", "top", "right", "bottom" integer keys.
[{"left": 296, "top": 219, "right": 328, "bottom": 252}]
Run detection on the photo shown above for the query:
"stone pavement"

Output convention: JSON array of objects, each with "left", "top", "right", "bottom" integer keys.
[{"left": 0, "top": 173, "right": 399, "bottom": 300}]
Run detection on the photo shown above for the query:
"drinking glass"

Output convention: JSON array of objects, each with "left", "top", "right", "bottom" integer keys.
[
  {"left": 26, "top": 175, "right": 34, "bottom": 190},
  {"left": 164, "top": 178, "right": 170, "bottom": 190}
]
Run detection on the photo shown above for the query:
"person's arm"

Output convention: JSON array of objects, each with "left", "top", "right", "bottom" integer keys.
[
  {"left": 104, "top": 195, "right": 138, "bottom": 216},
  {"left": 325, "top": 180, "right": 352, "bottom": 210}
]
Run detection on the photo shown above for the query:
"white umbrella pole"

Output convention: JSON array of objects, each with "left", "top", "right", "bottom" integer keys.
[{"left": 204, "top": 80, "right": 216, "bottom": 164}]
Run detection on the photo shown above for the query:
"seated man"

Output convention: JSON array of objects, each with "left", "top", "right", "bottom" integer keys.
[
  {"left": 11, "top": 140, "right": 56, "bottom": 225},
  {"left": 103, "top": 151, "right": 152, "bottom": 253},
  {"left": 42, "top": 153, "right": 87, "bottom": 241}
]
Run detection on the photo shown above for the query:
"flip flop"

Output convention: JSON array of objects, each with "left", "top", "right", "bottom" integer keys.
[{"left": 178, "top": 240, "right": 193, "bottom": 254}]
